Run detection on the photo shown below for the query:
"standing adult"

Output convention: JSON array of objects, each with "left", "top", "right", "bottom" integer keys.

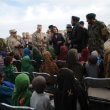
[
  {"left": 71, "top": 16, "right": 84, "bottom": 53},
  {"left": 65, "top": 24, "right": 73, "bottom": 49},
  {"left": 79, "top": 21, "right": 89, "bottom": 49},
  {"left": 7, "top": 29, "right": 23, "bottom": 56},
  {"left": 32, "top": 25, "right": 46, "bottom": 52},
  {"left": 51, "top": 26, "right": 65, "bottom": 55},
  {"left": 86, "top": 13, "right": 109, "bottom": 57}
]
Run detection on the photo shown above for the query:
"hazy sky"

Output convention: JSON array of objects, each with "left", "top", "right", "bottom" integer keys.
[{"left": 0, "top": 0, "right": 110, "bottom": 38}]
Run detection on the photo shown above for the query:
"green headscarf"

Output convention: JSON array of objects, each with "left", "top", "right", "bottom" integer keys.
[
  {"left": 32, "top": 47, "right": 42, "bottom": 62},
  {"left": 21, "top": 56, "right": 34, "bottom": 73},
  {"left": 47, "top": 47, "right": 56, "bottom": 59},
  {"left": 4, "top": 64, "right": 17, "bottom": 83},
  {"left": 12, "top": 73, "right": 32, "bottom": 106}
]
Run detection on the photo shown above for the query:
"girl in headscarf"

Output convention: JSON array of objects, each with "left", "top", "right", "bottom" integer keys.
[
  {"left": 0, "top": 66, "right": 14, "bottom": 104},
  {"left": 54, "top": 68, "right": 88, "bottom": 110},
  {"left": 80, "top": 47, "right": 89, "bottom": 64},
  {"left": 12, "top": 73, "right": 32, "bottom": 106},
  {"left": 23, "top": 47, "right": 31, "bottom": 57},
  {"left": 32, "top": 47, "right": 42, "bottom": 62},
  {"left": 57, "top": 44, "right": 68, "bottom": 60},
  {"left": 47, "top": 45, "right": 56, "bottom": 60},
  {"left": 4, "top": 56, "right": 17, "bottom": 83},
  {"left": 21, "top": 56, "right": 34, "bottom": 74},
  {"left": 40, "top": 51, "right": 59, "bottom": 76},
  {"left": 32, "top": 47, "right": 43, "bottom": 71},
  {"left": 66, "top": 49, "right": 84, "bottom": 83}
]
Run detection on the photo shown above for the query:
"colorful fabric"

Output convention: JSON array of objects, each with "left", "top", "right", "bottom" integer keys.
[
  {"left": 12, "top": 73, "right": 32, "bottom": 106},
  {"left": 80, "top": 47, "right": 89, "bottom": 62},
  {"left": 32, "top": 47, "right": 42, "bottom": 62},
  {"left": 40, "top": 51, "right": 59, "bottom": 75},
  {"left": 47, "top": 47, "right": 56, "bottom": 59},
  {"left": 0, "top": 81, "right": 14, "bottom": 104},
  {"left": 21, "top": 56, "right": 34, "bottom": 73},
  {"left": 23, "top": 48, "right": 31, "bottom": 57},
  {"left": 4, "top": 64, "right": 17, "bottom": 83},
  {"left": 57, "top": 45, "right": 68, "bottom": 60}
]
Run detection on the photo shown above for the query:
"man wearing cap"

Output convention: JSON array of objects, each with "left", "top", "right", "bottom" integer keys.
[
  {"left": 71, "top": 16, "right": 85, "bottom": 53},
  {"left": 32, "top": 25, "right": 46, "bottom": 52},
  {"left": 86, "top": 13, "right": 109, "bottom": 56},
  {"left": 7, "top": 29, "right": 22, "bottom": 55}
]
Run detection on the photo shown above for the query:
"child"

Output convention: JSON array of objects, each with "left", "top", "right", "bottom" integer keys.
[
  {"left": 84, "top": 55, "right": 99, "bottom": 78},
  {"left": 4, "top": 56, "right": 17, "bottom": 83},
  {"left": 12, "top": 73, "right": 32, "bottom": 106},
  {"left": 0, "top": 67, "right": 14, "bottom": 104},
  {"left": 30, "top": 76, "right": 54, "bottom": 110}
]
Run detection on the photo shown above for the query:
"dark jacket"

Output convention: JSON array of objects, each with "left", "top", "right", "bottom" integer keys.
[
  {"left": 52, "top": 33, "right": 65, "bottom": 55},
  {"left": 72, "top": 23, "right": 88, "bottom": 52}
]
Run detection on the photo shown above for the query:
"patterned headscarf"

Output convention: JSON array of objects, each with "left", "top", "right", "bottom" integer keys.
[{"left": 40, "top": 51, "right": 59, "bottom": 75}]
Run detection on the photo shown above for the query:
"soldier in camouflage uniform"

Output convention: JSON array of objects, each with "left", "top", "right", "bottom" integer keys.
[
  {"left": 7, "top": 29, "right": 23, "bottom": 56},
  {"left": 86, "top": 13, "right": 109, "bottom": 57},
  {"left": 32, "top": 25, "right": 46, "bottom": 52}
]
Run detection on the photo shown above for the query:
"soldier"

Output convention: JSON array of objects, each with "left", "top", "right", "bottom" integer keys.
[
  {"left": 86, "top": 13, "right": 109, "bottom": 57},
  {"left": 32, "top": 25, "right": 46, "bottom": 52},
  {"left": 7, "top": 29, "right": 23, "bottom": 56}
]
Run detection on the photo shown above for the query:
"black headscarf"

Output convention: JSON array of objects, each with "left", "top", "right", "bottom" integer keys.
[
  {"left": 54, "top": 68, "right": 88, "bottom": 110},
  {"left": 54, "top": 68, "right": 77, "bottom": 110}
]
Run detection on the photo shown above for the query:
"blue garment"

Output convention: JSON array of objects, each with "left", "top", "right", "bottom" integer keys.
[
  {"left": 23, "top": 48, "right": 30, "bottom": 57},
  {"left": 2, "top": 81, "right": 14, "bottom": 89},
  {"left": 97, "top": 57, "right": 103, "bottom": 66},
  {"left": 0, "top": 51, "right": 7, "bottom": 58},
  {"left": 0, "top": 81, "right": 14, "bottom": 104}
]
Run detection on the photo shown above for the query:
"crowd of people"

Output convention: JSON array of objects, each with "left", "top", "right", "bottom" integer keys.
[{"left": 0, "top": 13, "right": 110, "bottom": 110}]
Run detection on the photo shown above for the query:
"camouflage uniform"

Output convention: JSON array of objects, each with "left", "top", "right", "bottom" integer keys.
[
  {"left": 7, "top": 35, "right": 23, "bottom": 57},
  {"left": 7, "top": 35, "right": 22, "bottom": 51},
  {"left": 88, "top": 20, "right": 109, "bottom": 56},
  {"left": 32, "top": 31, "right": 46, "bottom": 52}
]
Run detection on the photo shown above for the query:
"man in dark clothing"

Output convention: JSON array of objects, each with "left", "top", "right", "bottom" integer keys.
[
  {"left": 71, "top": 16, "right": 85, "bottom": 53},
  {"left": 79, "top": 21, "right": 89, "bottom": 49},
  {"left": 65, "top": 24, "right": 73, "bottom": 49},
  {"left": 51, "top": 26, "right": 65, "bottom": 55}
]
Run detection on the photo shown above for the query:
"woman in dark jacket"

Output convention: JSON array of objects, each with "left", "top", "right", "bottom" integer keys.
[
  {"left": 54, "top": 68, "right": 88, "bottom": 110},
  {"left": 51, "top": 26, "right": 65, "bottom": 55}
]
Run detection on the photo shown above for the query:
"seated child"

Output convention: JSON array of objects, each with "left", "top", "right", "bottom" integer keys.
[
  {"left": 0, "top": 67, "right": 14, "bottom": 104},
  {"left": 30, "top": 76, "right": 54, "bottom": 110},
  {"left": 12, "top": 73, "right": 32, "bottom": 106},
  {"left": 84, "top": 55, "right": 99, "bottom": 78}
]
